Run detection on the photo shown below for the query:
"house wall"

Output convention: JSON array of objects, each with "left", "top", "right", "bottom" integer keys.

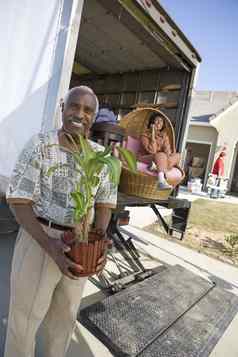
[
  {"left": 230, "top": 142, "right": 238, "bottom": 192},
  {"left": 186, "top": 125, "right": 218, "bottom": 176},
  {"left": 211, "top": 102, "right": 238, "bottom": 186}
]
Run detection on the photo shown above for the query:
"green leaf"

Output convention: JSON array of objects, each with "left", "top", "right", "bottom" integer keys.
[
  {"left": 70, "top": 192, "right": 84, "bottom": 211},
  {"left": 108, "top": 156, "right": 122, "bottom": 185},
  {"left": 91, "top": 176, "right": 100, "bottom": 187},
  {"left": 79, "top": 135, "right": 95, "bottom": 161},
  {"left": 117, "top": 146, "right": 137, "bottom": 172},
  {"left": 72, "top": 152, "right": 85, "bottom": 169},
  {"left": 49, "top": 133, "right": 137, "bottom": 234},
  {"left": 98, "top": 156, "right": 122, "bottom": 185},
  {"left": 74, "top": 208, "right": 83, "bottom": 222},
  {"left": 46, "top": 165, "right": 60, "bottom": 176},
  {"left": 79, "top": 176, "right": 92, "bottom": 207},
  {"left": 71, "top": 192, "right": 88, "bottom": 222},
  {"left": 96, "top": 146, "right": 112, "bottom": 158},
  {"left": 87, "top": 158, "right": 104, "bottom": 179}
]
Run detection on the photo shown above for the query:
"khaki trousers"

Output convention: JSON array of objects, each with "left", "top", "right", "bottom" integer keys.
[{"left": 4, "top": 226, "right": 87, "bottom": 357}]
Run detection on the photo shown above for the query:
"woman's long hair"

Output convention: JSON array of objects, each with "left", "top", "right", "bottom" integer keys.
[{"left": 147, "top": 112, "right": 165, "bottom": 131}]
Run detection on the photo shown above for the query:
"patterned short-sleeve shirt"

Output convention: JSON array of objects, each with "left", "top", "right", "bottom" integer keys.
[{"left": 6, "top": 130, "right": 118, "bottom": 226}]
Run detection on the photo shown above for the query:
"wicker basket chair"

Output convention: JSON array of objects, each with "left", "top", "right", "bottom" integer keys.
[{"left": 119, "top": 107, "right": 185, "bottom": 200}]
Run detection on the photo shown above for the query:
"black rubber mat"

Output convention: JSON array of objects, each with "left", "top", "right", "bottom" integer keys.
[
  {"left": 138, "top": 283, "right": 238, "bottom": 357},
  {"left": 80, "top": 265, "right": 219, "bottom": 357}
]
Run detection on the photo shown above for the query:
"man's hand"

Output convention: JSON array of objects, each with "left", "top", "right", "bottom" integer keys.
[
  {"left": 96, "top": 254, "right": 107, "bottom": 274},
  {"left": 10, "top": 203, "right": 84, "bottom": 279},
  {"left": 48, "top": 238, "right": 84, "bottom": 280},
  {"left": 95, "top": 239, "right": 112, "bottom": 275}
]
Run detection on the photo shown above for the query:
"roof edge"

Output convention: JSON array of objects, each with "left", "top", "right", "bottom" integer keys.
[
  {"left": 153, "top": 1, "right": 201, "bottom": 62},
  {"left": 211, "top": 99, "right": 238, "bottom": 123}
]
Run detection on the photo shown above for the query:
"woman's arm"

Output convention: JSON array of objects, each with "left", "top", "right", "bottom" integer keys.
[
  {"left": 162, "top": 133, "right": 172, "bottom": 156},
  {"left": 141, "top": 134, "right": 157, "bottom": 154}
]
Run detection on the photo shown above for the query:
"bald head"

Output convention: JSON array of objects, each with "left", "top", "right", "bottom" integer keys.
[{"left": 64, "top": 86, "right": 99, "bottom": 117}]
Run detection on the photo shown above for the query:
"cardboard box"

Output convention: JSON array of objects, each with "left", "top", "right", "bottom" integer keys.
[
  {"left": 192, "top": 157, "right": 204, "bottom": 168},
  {"left": 189, "top": 166, "right": 204, "bottom": 178}
]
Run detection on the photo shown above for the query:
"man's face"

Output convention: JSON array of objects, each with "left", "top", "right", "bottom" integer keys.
[{"left": 62, "top": 92, "right": 96, "bottom": 137}]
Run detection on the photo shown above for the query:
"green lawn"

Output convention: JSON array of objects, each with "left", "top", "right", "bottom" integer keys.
[
  {"left": 145, "top": 198, "right": 238, "bottom": 265},
  {"left": 188, "top": 199, "right": 238, "bottom": 234}
]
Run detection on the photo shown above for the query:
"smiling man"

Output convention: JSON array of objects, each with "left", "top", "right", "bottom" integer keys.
[
  {"left": 4, "top": 86, "right": 118, "bottom": 357},
  {"left": 61, "top": 86, "right": 98, "bottom": 138}
]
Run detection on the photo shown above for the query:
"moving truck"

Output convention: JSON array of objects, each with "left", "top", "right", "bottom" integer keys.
[
  {"left": 0, "top": 0, "right": 201, "bottom": 288},
  {"left": 69, "top": 0, "right": 201, "bottom": 152},
  {"left": 0, "top": 0, "right": 201, "bottom": 190}
]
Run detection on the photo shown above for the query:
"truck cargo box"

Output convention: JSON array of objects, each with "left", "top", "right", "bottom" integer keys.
[{"left": 69, "top": 0, "right": 201, "bottom": 151}]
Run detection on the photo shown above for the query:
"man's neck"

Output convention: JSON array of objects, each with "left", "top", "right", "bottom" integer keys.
[{"left": 58, "top": 129, "right": 83, "bottom": 152}]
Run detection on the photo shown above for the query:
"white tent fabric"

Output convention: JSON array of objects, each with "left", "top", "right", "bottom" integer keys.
[{"left": 0, "top": 0, "right": 82, "bottom": 180}]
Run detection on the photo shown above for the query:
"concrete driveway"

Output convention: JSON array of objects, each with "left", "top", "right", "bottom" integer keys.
[{"left": 1, "top": 223, "right": 238, "bottom": 357}]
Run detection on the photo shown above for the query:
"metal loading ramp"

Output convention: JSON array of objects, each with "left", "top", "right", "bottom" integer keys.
[{"left": 80, "top": 265, "right": 238, "bottom": 357}]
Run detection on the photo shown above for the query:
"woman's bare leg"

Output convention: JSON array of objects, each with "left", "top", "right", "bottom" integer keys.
[
  {"left": 137, "top": 154, "right": 154, "bottom": 164},
  {"left": 168, "top": 153, "right": 181, "bottom": 169},
  {"left": 154, "top": 152, "right": 172, "bottom": 189},
  {"left": 154, "top": 152, "right": 169, "bottom": 172}
]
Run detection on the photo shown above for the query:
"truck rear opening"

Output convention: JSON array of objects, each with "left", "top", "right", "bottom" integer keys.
[{"left": 69, "top": 0, "right": 201, "bottom": 151}]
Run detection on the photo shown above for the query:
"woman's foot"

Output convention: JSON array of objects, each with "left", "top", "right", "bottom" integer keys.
[
  {"left": 157, "top": 180, "right": 172, "bottom": 190},
  {"left": 157, "top": 171, "right": 172, "bottom": 190},
  {"left": 148, "top": 161, "right": 157, "bottom": 171}
]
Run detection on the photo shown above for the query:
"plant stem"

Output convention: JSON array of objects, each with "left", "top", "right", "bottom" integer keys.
[{"left": 74, "top": 209, "right": 92, "bottom": 242}]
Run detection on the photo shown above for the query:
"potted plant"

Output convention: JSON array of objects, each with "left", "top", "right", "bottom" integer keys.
[{"left": 48, "top": 134, "right": 136, "bottom": 277}]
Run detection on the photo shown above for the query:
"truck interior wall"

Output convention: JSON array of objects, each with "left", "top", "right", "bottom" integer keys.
[{"left": 70, "top": 68, "right": 189, "bottom": 149}]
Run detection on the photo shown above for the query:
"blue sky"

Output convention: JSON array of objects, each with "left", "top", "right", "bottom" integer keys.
[{"left": 160, "top": 0, "right": 238, "bottom": 91}]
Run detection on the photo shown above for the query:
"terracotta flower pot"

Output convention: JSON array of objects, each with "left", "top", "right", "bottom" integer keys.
[{"left": 62, "top": 230, "right": 109, "bottom": 277}]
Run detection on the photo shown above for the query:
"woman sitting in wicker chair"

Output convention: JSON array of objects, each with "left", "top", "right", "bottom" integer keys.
[{"left": 138, "top": 112, "right": 180, "bottom": 190}]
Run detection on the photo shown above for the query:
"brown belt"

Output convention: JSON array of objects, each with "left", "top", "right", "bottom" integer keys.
[{"left": 37, "top": 217, "right": 72, "bottom": 232}]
